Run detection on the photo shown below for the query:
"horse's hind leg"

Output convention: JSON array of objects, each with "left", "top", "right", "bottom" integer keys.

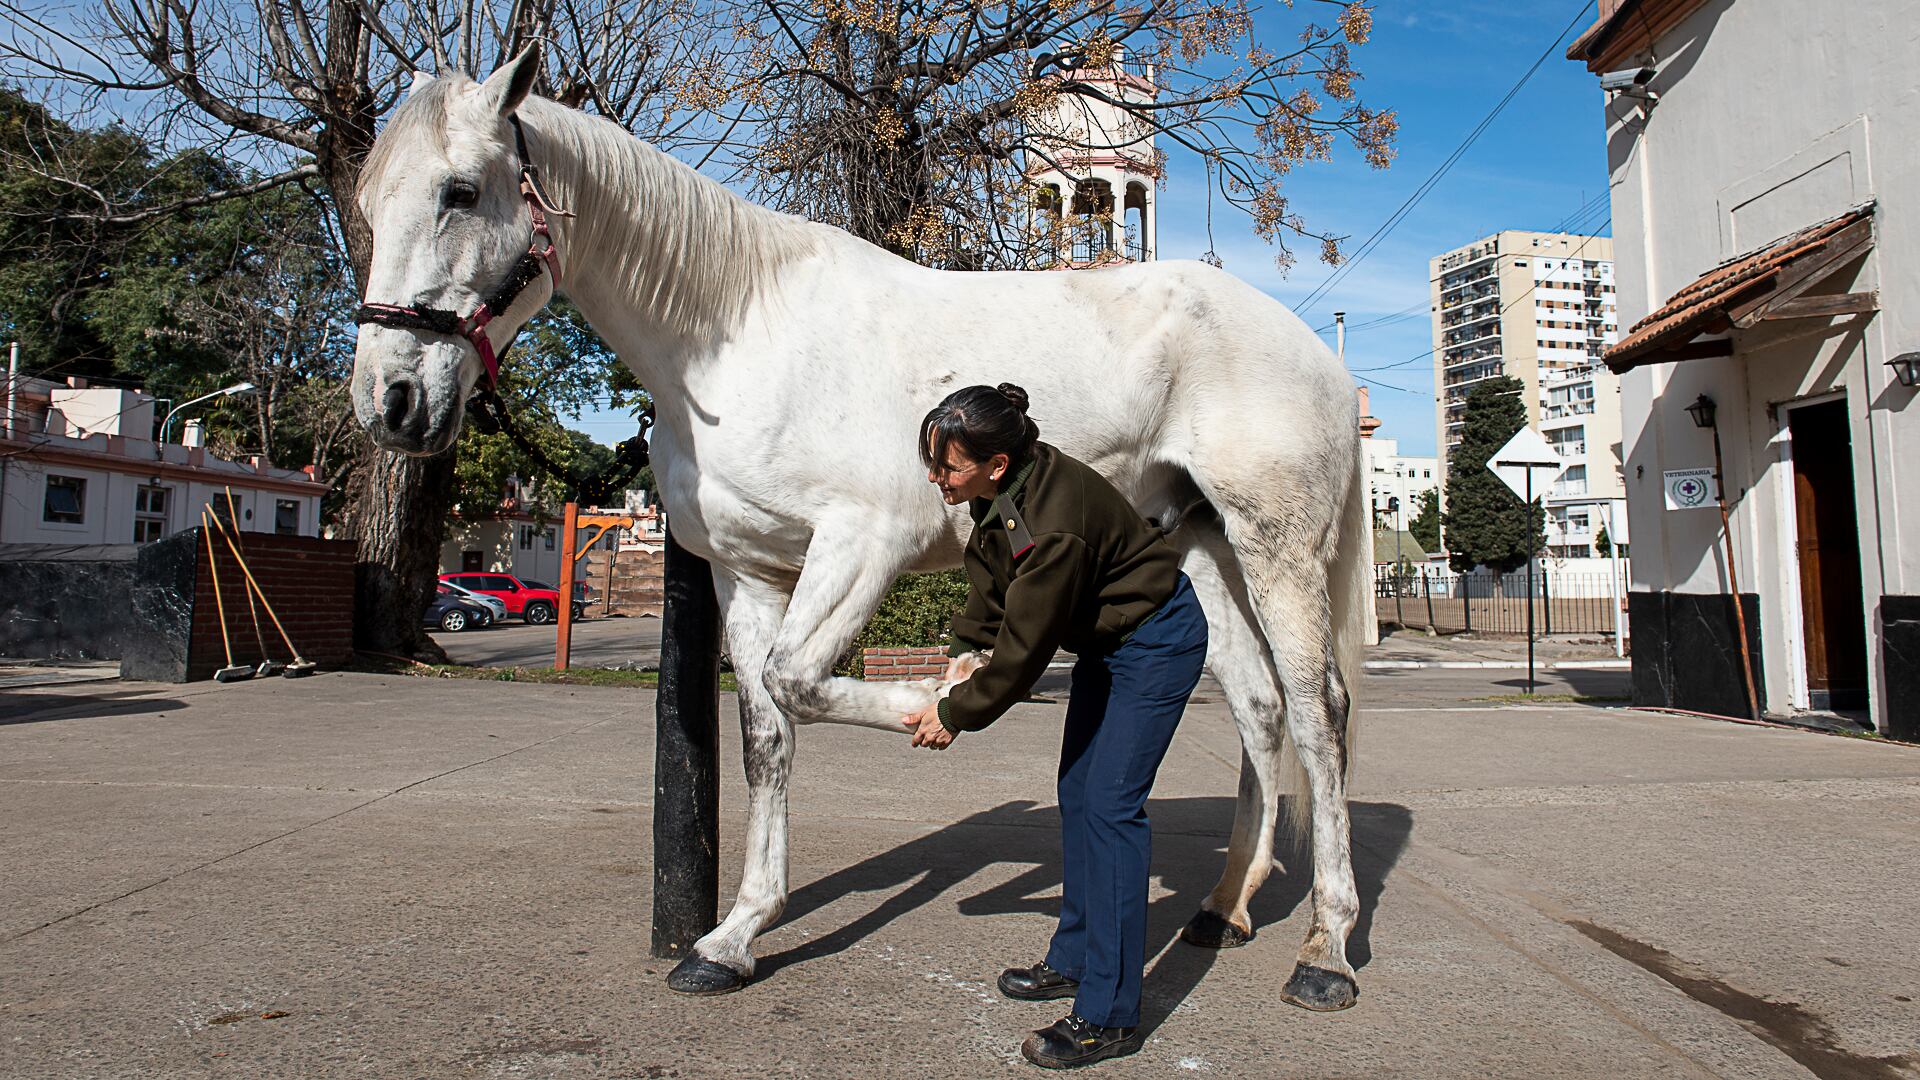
[
  {"left": 666, "top": 571, "right": 792, "bottom": 994},
  {"left": 1240, "top": 548, "right": 1360, "bottom": 1012},
  {"left": 1168, "top": 522, "right": 1289, "bottom": 950}
]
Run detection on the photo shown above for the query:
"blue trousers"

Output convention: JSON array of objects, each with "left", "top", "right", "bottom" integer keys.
[{"left": 1044, "top": 572, "right": 1208, "bottom": 1028}]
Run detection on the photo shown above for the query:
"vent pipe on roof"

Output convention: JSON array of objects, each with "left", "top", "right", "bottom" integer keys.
[{"left": 182, "top": 418, "right": 205, "bottom": 448}]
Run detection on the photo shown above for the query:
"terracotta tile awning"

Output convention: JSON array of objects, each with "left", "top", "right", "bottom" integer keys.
[{"left": 1605, "top": 205, "right": 1878, "bottom": 374}]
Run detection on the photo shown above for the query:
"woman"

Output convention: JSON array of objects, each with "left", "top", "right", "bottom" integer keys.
[{"left": 903, "top": 383, "right": 1208, "bottom": 1069}]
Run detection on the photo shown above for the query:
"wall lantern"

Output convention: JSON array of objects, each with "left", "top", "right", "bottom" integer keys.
[
  {"left": 1685, "top": 393, "right": 1717, "bottom": 430},
  {"left": 1888, "top": 352, "right": 1920, "bottom": 388}
]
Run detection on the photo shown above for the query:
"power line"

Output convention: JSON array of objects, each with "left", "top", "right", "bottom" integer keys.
[
  {"left": 1295, "top": 0, "right": 1599, "bottom": 318},
  {"left": 1313, "top": 299, "right": 1429, "bottom": 336},
  {"left": 1352, "top": 213, "right": 1613, "bottom": 375}
]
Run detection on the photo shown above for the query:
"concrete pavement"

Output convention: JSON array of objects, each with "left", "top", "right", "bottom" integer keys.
[{"left": 2, "top": 662, "right": 1917, "bottom": 1078}]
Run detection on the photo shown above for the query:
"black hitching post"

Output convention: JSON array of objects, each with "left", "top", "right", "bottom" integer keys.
[{"left": 652, "top": 526, "right": 721, "bottom": 958}]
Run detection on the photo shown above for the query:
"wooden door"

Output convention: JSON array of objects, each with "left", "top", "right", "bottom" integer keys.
[{"left": 1789, "top": 400, "right": 1868, "bottom": 709}]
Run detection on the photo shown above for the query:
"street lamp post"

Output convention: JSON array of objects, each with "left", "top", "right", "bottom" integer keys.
[
  {"left": 1387, "top": 495, "right": 1404, "bottom": 627},
  {"left": 159, "top": 382, "right": 256, "bottom": 449}
]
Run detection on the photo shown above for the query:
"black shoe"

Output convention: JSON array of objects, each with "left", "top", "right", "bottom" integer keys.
[
  {"left": 999, "top": 961, "right": 1079, "bottom": 1001},
  {"left": 1021, "top": 1013, "right": 1141, "bottom": 1069}
]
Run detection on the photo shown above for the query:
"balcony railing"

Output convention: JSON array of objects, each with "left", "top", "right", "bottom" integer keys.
[
  {"left": 1071, "top": 229, "right": 1113, "bottom": 263},
  {"left": 1543, "top": 401, "right": 1596, "bottom": 419},
  {"left": 1442, "top": 306, "right": 1500, "bottom": 329},
  {"left": 1440, "top": 276, "right": 1495, "bottom": 301}
]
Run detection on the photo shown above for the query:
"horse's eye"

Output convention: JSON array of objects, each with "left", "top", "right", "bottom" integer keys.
[{"left": 443, "top": 181, "right": 479, "bottom": 210}]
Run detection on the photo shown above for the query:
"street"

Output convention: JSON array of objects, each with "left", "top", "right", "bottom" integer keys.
[
  {"left": 3, "top": 655, "right": 1915, "bottom": 1077},
  {"left": 432, "top": 614, "right": 664, "bottom": 670}
]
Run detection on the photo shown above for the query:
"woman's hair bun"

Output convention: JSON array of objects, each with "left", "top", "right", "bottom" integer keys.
[{"left": 996, "top": 382, "right": 1031, "bottom": 413}]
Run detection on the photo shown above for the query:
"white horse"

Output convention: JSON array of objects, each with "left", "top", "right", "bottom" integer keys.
[{"left": 351, "top": 51, "right": 1374, "bottom": 1012}]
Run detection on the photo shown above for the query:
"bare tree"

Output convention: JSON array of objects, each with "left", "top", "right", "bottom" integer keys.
[
  {"left": 686, "top": 0, "right": 1394, "bottom": 266},
  {"left": 2, "top": 0, "right": 712, "bottom": 655}
]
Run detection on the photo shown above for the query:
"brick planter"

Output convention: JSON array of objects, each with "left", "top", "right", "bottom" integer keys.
[{"left": 861, "top": 645, "right": 948, "bottom": 681}]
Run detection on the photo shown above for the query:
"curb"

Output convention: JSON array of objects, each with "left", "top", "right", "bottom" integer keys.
[{"left": 1363, "top": 659, "right": 1630, "bottom": 671}]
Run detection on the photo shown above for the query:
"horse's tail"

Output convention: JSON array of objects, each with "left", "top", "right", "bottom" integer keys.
[{"left": 1329, "top": 432, "right": 1373, "bottom": 781}]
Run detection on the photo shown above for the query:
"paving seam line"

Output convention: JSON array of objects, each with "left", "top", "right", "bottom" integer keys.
[
  {"left": 1362, "top": 659, "right": 1632, "bottom": 670},
  {"left": 4, "top": 712, "right": 623, "bottom": 943},
  {"left": 1361, "top": 837, "right": 1747, "bottom": 1080}
]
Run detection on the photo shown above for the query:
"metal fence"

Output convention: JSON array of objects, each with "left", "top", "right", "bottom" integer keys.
[{"left": 1373, "top": 564, "right": 1629, "bottom": 638}]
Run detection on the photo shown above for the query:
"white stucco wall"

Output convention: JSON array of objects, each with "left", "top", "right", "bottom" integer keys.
[
  {"left": 1598, "top": 0, "right": 1917, "bottom": 724},
  {"left": 440, "top": 518, "right": 562, "bottom": 584},
  {"left": 1, "top": 450, "right": 321, "bottom": 546}
]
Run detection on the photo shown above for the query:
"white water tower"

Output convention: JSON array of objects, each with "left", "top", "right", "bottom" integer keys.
[{"left": 1025, "top": 46, "right": 1160, "bottom": 267}]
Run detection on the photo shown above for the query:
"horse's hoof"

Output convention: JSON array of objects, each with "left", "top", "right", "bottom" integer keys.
[
  {"left": 1179, "top": 909, "right": 1255, "bottom": 949},
  {"left": 666, "top": 955, "right": 748, "bottom": 996},
  {"left": 1279, "top": 963, "right": 1358, "bottom": 1012}
]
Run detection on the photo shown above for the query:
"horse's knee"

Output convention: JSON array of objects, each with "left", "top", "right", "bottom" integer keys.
[{"left": 761, "top": 655, "right": 829, "bottom": 722}]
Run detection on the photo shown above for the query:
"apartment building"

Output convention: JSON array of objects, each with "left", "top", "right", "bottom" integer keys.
[{"left": 1431, "top": 231, "right": 1621, "bottom": 558}]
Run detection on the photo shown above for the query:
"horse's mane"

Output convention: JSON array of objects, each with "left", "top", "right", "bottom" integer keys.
[{"left": 362, "top": 77, "right": 820, "bottom": 344}]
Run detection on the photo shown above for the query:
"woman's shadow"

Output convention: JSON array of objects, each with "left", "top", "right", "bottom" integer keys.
[{"left": 755, "top": 795, "right": 1412, "bottom": 1033}]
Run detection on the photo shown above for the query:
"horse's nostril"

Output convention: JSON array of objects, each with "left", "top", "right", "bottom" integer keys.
[{"left": 382, "top": 382, "right": 413, "bottom": 429}]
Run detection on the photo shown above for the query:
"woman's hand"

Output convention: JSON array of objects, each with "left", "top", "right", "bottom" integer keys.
[{"left": 903, "top": 704, "right": 955, "bottom": 750}]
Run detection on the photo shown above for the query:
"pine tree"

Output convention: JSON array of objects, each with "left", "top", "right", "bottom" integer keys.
[
  {"left": 1441, "top": 376, "right": 1547, "bottom": 574},
  {"left": 1407, "top": 487, "right": 1441, "bottom": 555}
]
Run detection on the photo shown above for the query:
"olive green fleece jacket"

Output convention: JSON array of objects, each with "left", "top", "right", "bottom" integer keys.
[{"left": 936, "top": 442, "right": 1182, "bottom": 735}]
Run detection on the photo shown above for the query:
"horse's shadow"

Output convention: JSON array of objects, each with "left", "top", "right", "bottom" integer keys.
[{"left": 756, "top": 796, "right": 1413, "bottom": 1033}]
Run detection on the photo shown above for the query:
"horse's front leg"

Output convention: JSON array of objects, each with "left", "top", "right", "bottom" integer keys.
[
  {"left": 667, "top": 571, "right": 794, "bottom": 995},
  {"left": 758, "top": 520, "right": 949, "bottom": 729},
  {"left": 666, "top": 524, "right": 944, "bottom": 995}
]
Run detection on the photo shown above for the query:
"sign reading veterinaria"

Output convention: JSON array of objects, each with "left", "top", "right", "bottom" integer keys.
[{"left": 1663, "top": 468, "right": 1718, "bottom": 511}]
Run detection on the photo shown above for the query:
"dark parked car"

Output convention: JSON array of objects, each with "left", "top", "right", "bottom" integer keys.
[
  {"left": 425, "top": 586, "right": 492, "bottom": 632},
  {"left": 523, "top": 578, "right": 593, "bottom": 620}
]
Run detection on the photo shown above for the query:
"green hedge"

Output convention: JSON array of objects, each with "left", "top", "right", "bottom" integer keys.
[{"left": 839, "top": 569, "right": 971, "bottom": 676}]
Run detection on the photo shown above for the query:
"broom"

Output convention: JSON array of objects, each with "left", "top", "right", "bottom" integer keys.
[
  {"left": 208, "top": 493, "right": 317, "bottom": 678},
  {"left": 202, "top": 511, "right": 255, "bottom": 682}
]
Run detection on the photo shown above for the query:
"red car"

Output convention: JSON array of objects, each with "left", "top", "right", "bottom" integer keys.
[{"left": 439, "top": 572, "right": 564, "bottom": 625}]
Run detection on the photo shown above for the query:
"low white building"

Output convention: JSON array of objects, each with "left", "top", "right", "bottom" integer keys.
[
  {"left": 1364, "top": 436, "right": 1439, "bottom": 532},
  {"left": 439, "top": 483, "right": 666, "bottom": 584},
  {"left": 1, "top": 378, "right": 326, "bottom": 546},
  {"left": 1570, "top": 0, "right": 1918, "bottom": 734}
]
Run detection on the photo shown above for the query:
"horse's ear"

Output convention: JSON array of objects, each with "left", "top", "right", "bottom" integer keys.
[
  {"left": 479, "top": 46, "right": 541, "bottom": 117},
  {"left": 408, "top": 70, "right": 435, "bottom": 97}
]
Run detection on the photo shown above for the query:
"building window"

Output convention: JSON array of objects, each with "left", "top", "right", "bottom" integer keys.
[
  {"left": 209, "top": 493, "right": 239, "bottom": 529},
  {"left": 274, "top": 499, "right": 300, "bottom": 535},
  {"left": 519, "top": 524, "right": 535, "bottom": 550},
  {"left": 134, "top": 485, "right": 169, "bottom": 542},
  {"left": 543, "top": 527, "right": 556, "bottom": 551},
  {"left": 43, "top": 475, "right": 85, "bottom": 524}
]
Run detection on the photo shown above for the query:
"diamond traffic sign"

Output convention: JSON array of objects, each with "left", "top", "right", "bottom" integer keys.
[{"left": 1488, "top": 426, "right": 1565, "bottom": 502}]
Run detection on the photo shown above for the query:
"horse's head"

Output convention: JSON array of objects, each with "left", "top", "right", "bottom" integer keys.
[{"left": 351, "top": 49, "right": 553, "bottom": 455}]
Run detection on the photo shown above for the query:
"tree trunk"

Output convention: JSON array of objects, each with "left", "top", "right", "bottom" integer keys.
[
  {"left": 351, "top": 448, "right": 458, "bottom": 658},
  {"left": 319, "top": 0, "right": 456, "bottom": 658}
]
